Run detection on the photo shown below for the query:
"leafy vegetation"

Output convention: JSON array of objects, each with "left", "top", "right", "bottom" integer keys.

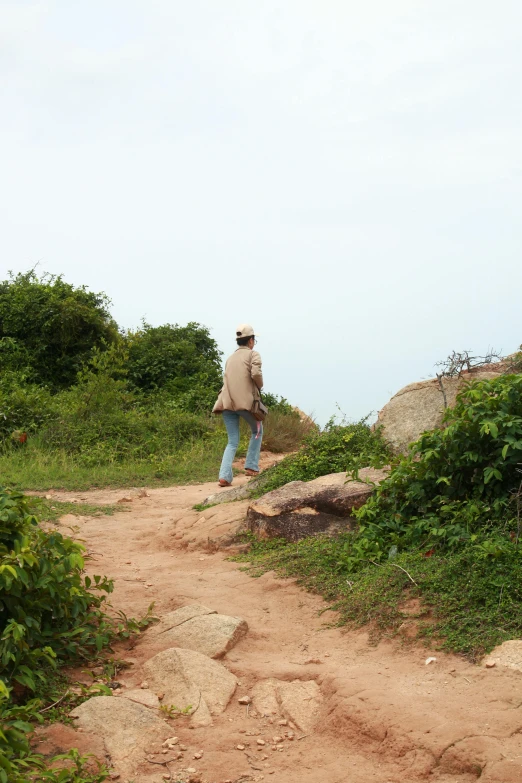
[
  {"left": 252, "top": 416, "right": 391, "bottom": 495},
  {"left": 0, "top": 271, "right": 118, "bottom": 390},
  {"left": 0, "top": 488, "right": 152, "bottom": 781},
  {"left": 238, "top": 373, "right": 522, "bottom": 659},
  {"left": 0, "top": 271, "right": 310, "bottom": 490}
]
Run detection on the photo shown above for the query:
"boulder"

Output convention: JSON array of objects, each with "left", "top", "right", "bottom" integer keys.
[
  {"left": 251, "top": 678, "right": 322, "bottom": 732},
  {"left": 121, "top": 688, "right": 160, "bottom": 708},
  {"left": 70, "top": 696, "right": 168, "bottom": 775},
  {"left": 247, "top": 468, "right": 388, "bottom": 541},
  {"left": 202, "top": 481, "right": 260, "bottom": 507},
  {"left": 377, "top": 371, "right": 501, "bottom": 453},
  {"left": 142, "top": 647, "right": 237, "bottom": 727},
  {"left": 150, "top": 603, "right": 248, "bottom": 658},
  {"left": 483, "top": 640, "right": 522, "bottom": 672}
]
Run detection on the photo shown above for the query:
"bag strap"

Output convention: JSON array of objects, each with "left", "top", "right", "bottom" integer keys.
[{"left": 249, "top": 351, "right": 261, "bottom": 401}]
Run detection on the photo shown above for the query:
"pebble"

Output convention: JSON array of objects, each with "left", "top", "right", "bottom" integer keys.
[
  {"left": 238, "top": 695, "right": 252, "bottom": 705},
  {"left": 194, "top": 752, "right": 203, "bottom": 759},
  {"left": 286, "top": 732, "right": 295, "bottom": 741},
  {"left": 162, "top": 776, "right": 170, "bottom": 781},
  {"left": 186, "top": 768, "right": 196, "bottom": 774},
  {"left": 272, "top": 736, "right": 283, "bottom": 744},
  {"left": 157, "top": 692, "right": 165, "bottom": 700},
  {"left": 277, "top": 720, "right": 288, "bottom": 726},
  {"left": 256, "top": 739, "right": 265, "bottom": 746},
  {"left": 140, "top": 682, "right": 149, "bottom": 689},
  {"left": 180, "top": 745, "right": 188, "bottom": 751},
  {"left": 485, "top": 662, "right": 496, "bottom": 669},
  {"left": 237, "top": 744, "right": 246, "bottom": 751},
  {"left": 162, "top": 737, "right": 179, "bottom": 747}
]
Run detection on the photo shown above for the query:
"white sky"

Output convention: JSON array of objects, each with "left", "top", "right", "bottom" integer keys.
[{"left": 1, "top": 1, "right": 521, "bottom": 423}]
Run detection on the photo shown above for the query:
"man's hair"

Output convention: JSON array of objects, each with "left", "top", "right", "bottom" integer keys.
[{"left": 236, "top": 335, "right": 253, "bottom": 346}]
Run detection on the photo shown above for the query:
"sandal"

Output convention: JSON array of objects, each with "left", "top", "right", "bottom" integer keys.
[
  {"left": 245, "top": 469, "right": 259, "bottom": 477},
  {"left": 218, "top": 479, "right": 232, "bottom": 487}
]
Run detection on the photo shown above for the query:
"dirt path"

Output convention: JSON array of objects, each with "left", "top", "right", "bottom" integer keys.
[{"left": 40, "top": 481, "right": 522, "bottom": 783}]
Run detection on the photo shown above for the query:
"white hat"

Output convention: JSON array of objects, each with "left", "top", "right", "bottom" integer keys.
[{"left": 235, "top": 324, "right": 257, "bottom": 338}]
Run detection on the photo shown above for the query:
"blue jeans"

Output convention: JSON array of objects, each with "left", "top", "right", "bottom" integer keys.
[{"left": 219, "top": 410, "right": 263, "bottom": 483}]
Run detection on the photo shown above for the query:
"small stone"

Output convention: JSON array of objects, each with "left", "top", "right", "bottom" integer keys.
[
  {"left": 256, "top": 739, "right": 265, "bottom": 746},
  {"left": 277, "top": 720, "right": 288, "bottom": 726},
  {"left": 194, "top": 752, "right": 202, "bottom": 759},
  {"left": 238, "top": 695, "right": 252, "bottom": 705},
  {"left": 162, "top": 749, "right": 168, "bottom": 754},
  {"left": 237, "top": 744, "right": 246, "bottom": 750},
  {"left": 286, "top": 732, "right": 294, "bottom": 741},
  {"left": 485, "top": 662, "right": 496, "bottom": 669},
  {"left": 180, "top": 744, "right": 188, "bottom": 751},
  {"left": 140, "top": 681, "right": 149, "bottom": 689},
  {"left": 186, "top": 768, "right": 197, "bottom": 774},
  {"left": 324, "top": 652, "right": 330, "bottom": 657},
  {"left": 162, "top": 776, "right": 170, "bottom": 781},
  {"left": 272, "top": 736, "right": 283, "bottom": 744},
  {"left": 157, "top": 692, "right": 165, "bottom": 700},
  {"left": 425, "top": 656, "right": 437, "bottom": 665}
]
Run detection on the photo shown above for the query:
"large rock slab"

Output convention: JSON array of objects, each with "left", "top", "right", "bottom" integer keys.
[
  {"left": 251, "top": 678, "right": 322, "bottom": 732},
  {"left": 247, "top": 468, "right": 388, "bottom": 541},
  {"left": 142, "top": 647, "right": 237, "bottom": 727},
  {"left": 483, "top": 640, "right": 522, "bottom": 672},
  {"left": 377, "top": 371, "right": 501, "bottom": 453},
  {"left": 70, "top": 696, "right": 168, "bottom": 775},
  {"left": 150, "top": 603, "right": 248, "bottom": 658}
]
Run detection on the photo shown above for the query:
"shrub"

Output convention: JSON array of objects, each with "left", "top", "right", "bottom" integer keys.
[
  {"left": 0, "top": 488, "right": 121, "bottom": 780},
  {"left": 0, "top": 489, "right": 114, "bottom": 689},
  {"left": 261, "top": 409, "right": 316, "bottom": 453},
  {"left": 125, "top": 322, "right": 223, "bottom": 410},
  {"left": 358, "top": 373, "right": 522, "bottom": 554},
  {"left": 0, "top": 371, "right": 54, "bottom": 442},
  {"left": 253, "top": 417, "right": 392, "bottom": 494},
  {"left": 0, "top": 271, "right": 118, "bottom": 389}
]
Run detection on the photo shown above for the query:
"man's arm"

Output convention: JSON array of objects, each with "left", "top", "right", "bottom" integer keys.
[{"left": 251, "top": 350, "right": 263, "bottom": 390}]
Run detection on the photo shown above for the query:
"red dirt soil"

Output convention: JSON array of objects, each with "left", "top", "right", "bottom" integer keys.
[{"left": 35, "top": 478, "right": 522, "bottom": 783}]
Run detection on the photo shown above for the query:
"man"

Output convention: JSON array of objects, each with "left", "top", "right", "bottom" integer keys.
[{"left": 213, "top": 324, "right": 263, "bottom": 487}]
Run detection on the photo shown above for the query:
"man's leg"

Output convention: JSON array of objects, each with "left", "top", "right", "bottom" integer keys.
[
  {"left": 239, "top": 410, "right": 263, "bottom": 473},
  {"left": 219, "top": 411, "right": 240, "bottom": 484}
]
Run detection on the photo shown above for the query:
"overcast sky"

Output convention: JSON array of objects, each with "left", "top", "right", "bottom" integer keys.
[{"left": 2, "top": 1, "right": 521, "bottom": 423}]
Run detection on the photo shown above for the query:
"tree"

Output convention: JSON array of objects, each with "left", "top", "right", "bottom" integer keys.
[
  {"left": 0, "top": 270, "right": 118, "bottom": 389},
  {"left": 125, "top": 322, "right": 223, "bottom": 410}
]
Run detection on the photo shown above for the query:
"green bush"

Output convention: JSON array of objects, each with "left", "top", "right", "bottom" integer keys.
[
  {"left": 0, "top": 271, "right": 118, "bottom": 390},
  {"left": 125, "top": 322, "right": 223, "bottom": 411},
  {"left": 254, "top": 417, "right": 392, "bottom": 494},
  {"left": 35, "top": 344, "right": 214, "bottom": 465},
  {"left": 0, "top": 371, "right": 54, "bottom": 441},
  {"left": 0, "top": 489, "right": 113, "bottom": 690},
  {"left": 358, "top": 373, "right": 522, "bottom": 555},
  {"left": 0, "top": 488, "right": 121, "bottom": 780}
]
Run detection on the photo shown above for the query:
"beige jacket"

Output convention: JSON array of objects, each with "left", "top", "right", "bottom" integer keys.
[{"left": 212, "top": 347, "right": 263, "bottom": 413}]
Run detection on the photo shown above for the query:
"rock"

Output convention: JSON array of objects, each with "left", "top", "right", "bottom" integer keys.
[
  {"left": 251, "top": 679, "right": 322, "bottom": 732},
  {"left": 122, "top": 689, "right": 160, "bottom": 709},
  {"left": 70, "top": 696, "right": 168, "bottom": 776},
  {"left": 150, "top": 604, "right": 248, "bottom": 658},
  {"left": 377, "top": 370, "right": 502, "bottom": 453},
  {"left": 143, "top": 647, "right": 237, "bottom": 727},
  {"left": 202, "top": 476, "right": 264, "bottom": 507},
  {"left": 247, "top": 468, "right": 388, "bottom": 541},
  {"left": 238, "top": 695, "right": 252, "bottom": 704},
  {"left": 483, "top": 640, "right": 522, "bottom": 672}
]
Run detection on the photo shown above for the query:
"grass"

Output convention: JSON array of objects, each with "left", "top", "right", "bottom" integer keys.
[
  {"left": 36, "top": 499, "right": 119, "bottom": 523},
  {"left": 234, "top": 533, "right": 522, "bottom": 661},
  {"left": 0, "top": 410, "right": 313, "bottom": 492},
  {"left": 0, "top": 437, "right": 227, "bottom": 491}
]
